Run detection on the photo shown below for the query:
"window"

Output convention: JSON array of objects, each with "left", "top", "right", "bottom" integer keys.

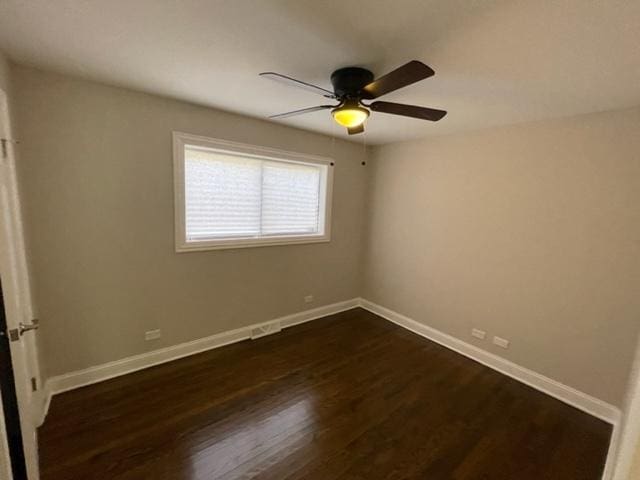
[{"left": 173, "top": 132, "right": 333, "bottom": 251}]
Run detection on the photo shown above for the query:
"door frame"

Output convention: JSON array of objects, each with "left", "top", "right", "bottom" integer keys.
[
  {"left": 608, "top": 336, "right": 640, "bottom": 479},
  {"left": 0, "top": 86, "right": 41, "bottom": 479},
  {"left": 0, "top": 280, "right": 28, "bottom": 479}
]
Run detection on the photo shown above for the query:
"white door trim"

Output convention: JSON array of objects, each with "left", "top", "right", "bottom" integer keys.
[
  {"left": 607, "top": 336, "right": 640, "bottom": 479},
  {"left": 0, "top": 87, "right": 41, "bottom": 479}
]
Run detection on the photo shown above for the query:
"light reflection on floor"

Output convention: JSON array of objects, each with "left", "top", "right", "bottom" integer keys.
[{"left": 188, "top": 397, "right": 315, "bottom": 479}]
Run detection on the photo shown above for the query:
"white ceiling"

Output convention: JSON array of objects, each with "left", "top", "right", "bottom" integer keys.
[{"left": 0, "top": 0, "right": 639, "bottom": 145}]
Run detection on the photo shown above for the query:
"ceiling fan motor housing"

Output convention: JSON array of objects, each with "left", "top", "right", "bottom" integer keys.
[{"left": 330, "top": 67, "right": 374, "bottom": 98}]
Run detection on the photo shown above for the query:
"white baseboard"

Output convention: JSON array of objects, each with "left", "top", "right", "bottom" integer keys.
[
  {"left": 45, "top": 298, "right": 360, "bottom": 403},
  {"left": 42, "top": 296, "right": 620, "bottom": 431},
  {"left": 358, "top": 298, "right": 620, "bottom": 425}
]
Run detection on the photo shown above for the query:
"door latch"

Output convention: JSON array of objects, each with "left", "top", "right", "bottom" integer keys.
[{"left": 1, "top": 319, "right": 39, "bottom": 342}]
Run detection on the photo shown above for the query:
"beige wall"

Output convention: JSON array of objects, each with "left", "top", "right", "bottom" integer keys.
[
  {"left": 10, "top": 62, "right": 640, "bottom": 408},
  {"left": 364, "top": 108, "right": 640, "bottom": 406},
  {"left": 12, "top": 65, "right": 368, "bottom": 378}
]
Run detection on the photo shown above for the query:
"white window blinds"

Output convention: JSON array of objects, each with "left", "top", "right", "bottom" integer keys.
[{"left": 184, "top": 146, "right": 324, "bottom": 241}]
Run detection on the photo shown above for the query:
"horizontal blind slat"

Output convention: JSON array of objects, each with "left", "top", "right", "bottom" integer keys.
[
  {"left": 185, "top": 149, "right": 261, "bottom": 238},
  {"left": 184, "top": 147, "right": 323, "bottom": 241},
  {"left": 261, "top": 162, "right": 320, "bottom": 235}
]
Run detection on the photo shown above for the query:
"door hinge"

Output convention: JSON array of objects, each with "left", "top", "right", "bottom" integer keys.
[{"left": 0, "top": 138, "right": 19, "bottom": 159}]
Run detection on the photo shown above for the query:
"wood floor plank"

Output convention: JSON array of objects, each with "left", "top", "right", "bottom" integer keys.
[{"left": 39, "top": 308, "right": 612, "bottom": 479}]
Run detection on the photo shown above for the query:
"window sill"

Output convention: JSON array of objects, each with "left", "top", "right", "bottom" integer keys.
[{"left": 175, "top": 234, "right": 331, "bottom": 253}]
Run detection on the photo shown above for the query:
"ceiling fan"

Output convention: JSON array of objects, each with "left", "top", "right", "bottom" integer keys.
[{"left": 259, "top": 60, "right": 446, "bottom": 135}]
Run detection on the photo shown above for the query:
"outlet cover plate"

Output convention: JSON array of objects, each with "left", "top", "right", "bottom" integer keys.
[
  {"left": 471, "top": 328, "right": 486, "bottom": 340},
  {"left": 145, "top": 329, "right": 161, "bottom": 341}
]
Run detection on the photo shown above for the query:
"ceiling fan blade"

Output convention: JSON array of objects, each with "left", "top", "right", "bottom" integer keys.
[
  {"left": 361, "top": 61, "right": 435, "bottom": 100},
  {"left": 348, "top": 124, "right": 364, "bottom": 135},
  {"left": 370, "top": 101, "right": 447, "bottom": 121},
  {"left": 268, "top": 105, "right": 335, "bottom": 120},
  {"left": 260, "top": 72, "right": 336, "bottom": 98}
]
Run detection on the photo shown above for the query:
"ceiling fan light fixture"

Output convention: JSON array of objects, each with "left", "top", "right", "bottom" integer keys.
[
  {"left": 331, "top": 102, "right": 369, "bottom": 128},
  {"left": 262, "top": 61, "right": 447, "bottom": 133}
]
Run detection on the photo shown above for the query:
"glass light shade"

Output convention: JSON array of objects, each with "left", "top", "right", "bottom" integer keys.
[{"left": 332, "top": 105, "right": 369, "bottom": 128}]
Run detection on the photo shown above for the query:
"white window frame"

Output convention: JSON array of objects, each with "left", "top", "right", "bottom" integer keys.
[{"left": 173, "top": 132, "right": 333, "bottom": 252}]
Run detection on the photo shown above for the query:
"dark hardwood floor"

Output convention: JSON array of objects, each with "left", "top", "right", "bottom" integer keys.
[{"left": 39, "top": 308, "right": 612, "bottom": 479}]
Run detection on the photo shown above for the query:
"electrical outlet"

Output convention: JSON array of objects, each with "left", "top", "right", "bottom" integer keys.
[
  {"left": 471, "top": 328, "right": 486, "bottom": 340},
  {"left": 304, "top": 295, "right": 314, "bottom": 304},
  {"left": 145, "top": 329, "right": 161, "bottom": 341},
  {"left": 493, "top": 336, "right": 509, "bottom": 349}
]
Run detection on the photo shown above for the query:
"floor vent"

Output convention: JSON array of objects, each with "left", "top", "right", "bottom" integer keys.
[{"left": 251, "top": 321, "right": 282, "bottom": 340}]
